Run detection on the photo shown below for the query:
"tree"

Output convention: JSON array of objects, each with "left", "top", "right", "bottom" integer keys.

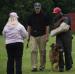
[{"left": 0, "top": 0, "right": 75, "bottom": 34}]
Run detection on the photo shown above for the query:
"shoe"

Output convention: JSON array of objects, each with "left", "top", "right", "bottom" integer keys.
[
  {"left": 32, "top": 68, "right": 37, "bottom": 72},
  {"left": 66, "top": 67, "right": 72, "bottom": 71},
  {"left": 39, "top": 66, "right": 45, "bottom": 71},
  {"left": 59, "top": 68, "right": 64, "bottom": 72},
  {"left": 59, "top": 69, "right": 64, "bottom": 72}
]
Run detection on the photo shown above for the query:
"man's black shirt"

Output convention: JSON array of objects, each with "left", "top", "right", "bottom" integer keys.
[{"left": 27, "top": 12, "right": 49, "bottom": 37}]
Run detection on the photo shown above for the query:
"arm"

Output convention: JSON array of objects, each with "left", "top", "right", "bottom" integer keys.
[
  {"left": 20, "top": 25, "right": 28, "bottom": 39},
  {"left": 45, "top": 14, "right": 50, "bottom": 41},
  {"left": 52, "top": 17, "right": 64, "bottom": 30},
  {"left": 50, "top": 22, "right": 70, "bottom": 36},
  {"left": 45, "top": 25, "right": 49, "bottom": 41},
  {"left": 27, "top": 26, "right": 31, "bottom": 40},
  {"left": 26, "top": 26, "right": 31, "bottom": 48}
]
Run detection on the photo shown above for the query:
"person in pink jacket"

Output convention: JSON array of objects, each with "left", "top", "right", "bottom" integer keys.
[{"left": 2, "top": 12, "right": 28, "bottom": 74}]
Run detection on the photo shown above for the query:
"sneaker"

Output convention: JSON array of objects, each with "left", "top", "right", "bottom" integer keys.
[
  {"left": 39, "top": 66, "right": 45, "bottom": 71},
  {"left": 66, "top": 67, "right": 72, "bottom": 71},
  {"left": 59, "top": 69, "right": 64, "bottom": 72},
  {"left": 32, "top": 68, "right": 37, "bottom": 72}
]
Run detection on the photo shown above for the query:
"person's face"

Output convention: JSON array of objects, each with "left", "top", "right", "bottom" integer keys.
[
  {"left": 34, "top": 7, "right": 41, "bottom": 14},
  {"left": 53, "top": 13, "right": 61, "bottom": 18},
  {"left": 34, "top": 3, "right": 41, "bottom": 14}
]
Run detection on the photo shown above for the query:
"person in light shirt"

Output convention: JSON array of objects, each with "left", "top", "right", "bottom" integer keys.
[{"left": 2, "top": 12, "right": 28, "bottom": 74}]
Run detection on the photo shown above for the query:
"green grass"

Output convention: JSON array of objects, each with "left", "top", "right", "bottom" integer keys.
[{"left": 0, "top": 35, "right": 75, "bottom": 74}]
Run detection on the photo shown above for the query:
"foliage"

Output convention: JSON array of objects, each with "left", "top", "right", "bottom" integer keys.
[{"left": 0, "top": 0, "right": 75, "bottom": 34}]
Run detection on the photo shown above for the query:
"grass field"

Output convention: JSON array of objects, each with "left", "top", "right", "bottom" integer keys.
[{"left": 0, "top": 35, "right": 75, "bottom": 74}]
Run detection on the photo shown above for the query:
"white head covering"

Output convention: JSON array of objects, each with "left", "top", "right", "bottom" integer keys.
[
  {"left": 6, "top": 12, "right": 19, "bottom": 26},
  {"left": 9, "top": 12, "right": 19, "bottom": 18}
]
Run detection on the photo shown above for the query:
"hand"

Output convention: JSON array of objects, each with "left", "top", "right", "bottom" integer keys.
[{"left": 26, "top": 36, "right": 30, "bottom": 48}]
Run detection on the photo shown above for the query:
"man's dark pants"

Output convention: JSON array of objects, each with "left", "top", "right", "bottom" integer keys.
[{"left": 56, "top": 31, "right": 73, "bottom": 70}]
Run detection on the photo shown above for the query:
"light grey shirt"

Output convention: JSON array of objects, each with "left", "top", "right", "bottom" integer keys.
[{"left": 2, "top": 23, "right": 28, "bottom": 44}]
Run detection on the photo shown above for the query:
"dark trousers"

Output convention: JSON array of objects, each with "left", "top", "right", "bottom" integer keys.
[
  {"left": 56, "top": 31, "right": 73, "bottom": 70},
  {"left": 6, "top": 42, "right": 23, "bottom": 74}
]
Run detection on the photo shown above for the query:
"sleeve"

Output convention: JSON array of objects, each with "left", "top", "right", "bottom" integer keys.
[
  {"left": 50, "top": 22, "right": 70, "bottom": 36},
  {"left": 63, "top": 16, "right": 71, "bottom": 26},
  {"left": 20, "top": 25, "right": 28, "bottom": 39},
  {"left": 27, "top": 15, "right": 32, "bottom": 26}
]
